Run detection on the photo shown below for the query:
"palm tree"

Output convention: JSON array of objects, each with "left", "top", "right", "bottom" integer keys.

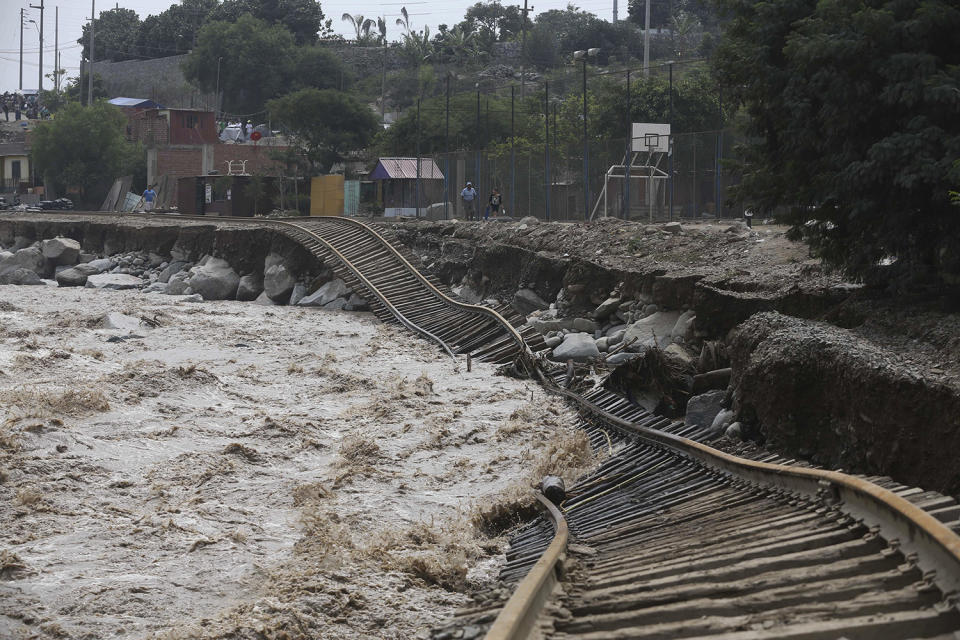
[
  {"left": 395, "top": 7, "right": 412, "bottom": 36},
  {"left": 342, "top": 13, "right": 376, "bottom": 44},
  {"left": 377, "top": 17, "right": 387, "bottom": 45},
  {"left": 444, "top": 26, "right": 479, "bottom": 65}
]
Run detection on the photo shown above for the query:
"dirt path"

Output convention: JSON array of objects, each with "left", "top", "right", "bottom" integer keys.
[{"left": 0, "top": 286, "right": 592, "bottom": 639}]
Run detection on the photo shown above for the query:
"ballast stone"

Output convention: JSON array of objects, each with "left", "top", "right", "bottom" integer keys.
[
  {"left": 551, "top": 332, "right": 600, "bottom": 362},
  {"left": 41, "top": 237, "right": 81, "bottom": 265},
  {"left": 187, "top": 257, "right": 240, "bottom": 300},
  {"left": 85, "top": 273, "right": 144, "bottom": 290}
]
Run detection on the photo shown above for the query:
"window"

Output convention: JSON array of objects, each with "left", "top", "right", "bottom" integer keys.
[{"left": 184, "top": 113, "right": 199, "bottom": 129}]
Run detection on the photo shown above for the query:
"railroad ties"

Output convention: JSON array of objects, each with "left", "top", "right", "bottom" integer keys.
[{"left": 273, "top": 217, "right": 545, "bottom": 364}]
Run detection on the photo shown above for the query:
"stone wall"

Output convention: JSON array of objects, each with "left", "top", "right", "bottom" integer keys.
[{"left": 90, "top": 56, "right": 217, "bottom": 110}]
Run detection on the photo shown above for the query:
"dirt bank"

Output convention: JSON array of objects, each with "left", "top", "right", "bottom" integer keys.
[{"left": 0, "top": 285, "right": 593, "bottom": 639}]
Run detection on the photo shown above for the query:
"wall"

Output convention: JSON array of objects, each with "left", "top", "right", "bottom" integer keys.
[
  {"left": 90, "top": 56, "right": 217, "bottom": 110},
  {"left": 151, "top": 143, "right": 288, "bottom": 204},
  {"left": 2, "top": 156, "right": 30, "bottom": 182}
]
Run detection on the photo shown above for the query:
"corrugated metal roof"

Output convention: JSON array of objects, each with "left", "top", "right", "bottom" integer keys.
[
  {"left": 370, "top": 157, "right": 444, "bottom": 180},
  {"left": 0, "top": 142, "right": 29, "bottom": 156},
  {"left": 108, "top": 97, "right": 163, "bottom": 108}
]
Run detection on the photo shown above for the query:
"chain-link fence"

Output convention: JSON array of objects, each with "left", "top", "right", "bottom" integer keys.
[{"left": 360, "top": 58, "right": 746, "bottom": 221}]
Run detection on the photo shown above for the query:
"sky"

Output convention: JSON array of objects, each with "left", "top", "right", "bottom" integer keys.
[{"left": 0, "top": 0, "right": 620, "bottom": 94}]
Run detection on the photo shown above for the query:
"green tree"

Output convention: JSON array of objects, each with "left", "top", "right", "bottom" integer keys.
[
  {"left": 136, "top": 0, "right": 219, "bottom": 59},
  {"left": 182, "top": 15, "right": 298, "bottom": 115},
  {"left": 293, "top": 46, "right": 352, "bottom": 91},
  {"left": 78, "top": 8, "right": 141, "bottom": 61},
  {"left": 31, "top": 102, "right": 141, "bottom": 205},
  {"left": 211, "top": 0, "right": 329, "bottom": 45},
  {"left": 342, "top": 13, "right": 377, "bottom": 44},
  {"left": 267, "top": 88, "right": 378, "bottom": 172},
  {"left": 715, "top": 0, "right": 960, "bottom": 282}
]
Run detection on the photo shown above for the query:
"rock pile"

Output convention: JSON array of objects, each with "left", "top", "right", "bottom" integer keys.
[{"left": 0, "top": 236, "right": 370, "bottom": 312}]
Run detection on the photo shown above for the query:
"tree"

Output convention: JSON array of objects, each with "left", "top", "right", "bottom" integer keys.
[
  {"left": 136, "top": 0, "right": 219, "bottom": 59},
  {"left": 442, "top": 26, "right": 481, "bottom": 66},
  {"left": 714, "top": 0, "right": 960, "bottom": 282},
  {"left": 78, "top": 8, "right": 141, "bottom": 61},
  {"left": 267, "top": 89, "right": 378, "bottom": 172},
  {"left": 210, "top": 0, "right": 328, "bottom": 45},
  {"left": 293, "top": 46, "right": 351, "bottom": 91},
  {"left": 182, "top": 15, "right": 298, "bottom": 115},
  {"left": 31, "top": 102, "right": 141, "bottom": 205},
  {"left": 455, "top": 2, "right": 528, "bottom": 55},
  {"left": 342, "top": 13, "right": 377, "bottom": 45}
]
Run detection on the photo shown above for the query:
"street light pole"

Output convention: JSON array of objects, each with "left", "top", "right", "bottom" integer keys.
[
  {"left": 215, "top": 56, "right": 222, "bottom": 116},
  {"left": 29, "top": 0, "right": 44, "bottom": 95},
  {"left": 574, "top": 48, "right": 599, "bottom": 221},
  {"left": 87, "top": 0, "right": 95, "bottom": 106},
  {"left": 19, "top": 9, "right": 24, "bottom": 90}
]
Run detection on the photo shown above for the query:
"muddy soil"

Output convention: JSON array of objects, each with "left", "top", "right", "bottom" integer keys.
[{"left": 0, "top": 286, "right": 594, "bottom": 639}]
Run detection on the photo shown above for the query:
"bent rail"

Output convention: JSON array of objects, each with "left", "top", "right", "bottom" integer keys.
[{"left": 485, "top": 493, "right": 568, "bottom": 640}]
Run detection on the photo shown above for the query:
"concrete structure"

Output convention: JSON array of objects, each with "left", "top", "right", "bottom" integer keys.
[
  {"left": 177, "top": 175, "right": 279, "bottom": 217},
  {"left": 0, "top": 142, "right": 31, "bottom": 193}
]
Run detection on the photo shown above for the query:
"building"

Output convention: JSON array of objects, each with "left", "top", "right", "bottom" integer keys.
[
  {"left": 0, "top": 141, "right": 32, "bottom": 193},
  {"left": 177, "top": 175, "right": 279, "bottom": 217},
  {"left": 369, "top": 157, "right": 445, "bottom": 217}
]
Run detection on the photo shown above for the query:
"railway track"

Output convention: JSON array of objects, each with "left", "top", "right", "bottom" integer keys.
[{"left": 22, "top": 211, "right": 960, "bottom": 638}]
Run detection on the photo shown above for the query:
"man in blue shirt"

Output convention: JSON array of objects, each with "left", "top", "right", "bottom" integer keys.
[
  {"left": 142, "top": 186, "right": 157, "bottom": 211},
  {"left": 460, "top": 181, "right": 478, "bottom": 220}
]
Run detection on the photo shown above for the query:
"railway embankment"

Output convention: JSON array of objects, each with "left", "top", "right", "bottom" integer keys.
[
  {"left": 388, "top": 217, "right": 960, "bottom": 496},
  {"left": 3, "top": 213, "right": 960, "bottom": 496}
]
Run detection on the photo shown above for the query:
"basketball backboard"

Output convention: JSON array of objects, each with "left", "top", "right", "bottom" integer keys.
[{"left": 631, "top": 123, "right": 671, "bottom": 153}]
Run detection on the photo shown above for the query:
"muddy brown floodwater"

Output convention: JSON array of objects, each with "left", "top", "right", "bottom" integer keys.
[{"left": 0, "top": 286, "right": 594, "bottom": 639}]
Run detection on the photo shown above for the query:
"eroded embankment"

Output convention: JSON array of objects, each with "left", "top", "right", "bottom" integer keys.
[
  {"left": 0, "top": 216, "right": 320, "bottom": 280},
  {"left": 387, "top": 219, "right": 960, "bottom": 496},
  {"left": 4, "top": 214, "right": 960, "bottom": 497}
]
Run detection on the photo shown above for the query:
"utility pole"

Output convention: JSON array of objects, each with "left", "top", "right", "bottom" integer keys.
[
  {"left": 510, "top": 85, "right": 515, "bottom": 218},
  {"left": 624, "top": 69, "right": 632, "bottom": 220},
  {"left": 613, "top": 0, "right": 618, "bottom": 23},
  {"left": 415, "top": 98, "right": 421, "bottom": 217},
  {"left": 54, "top": 6, "right": 58, "bottom": 93},
  {"left": 520, "top": 0, "right": 532, "bottom": 99},
  {"left": 29, "top": 0, "right": 44, "bottom": 95},
  {"left": 19, "top": 8, "right": 24, "bottom": 90},
  {"left": 544, "top": 81, "right": 550, "bottom": 221},
  {"left": 88, "top": 0, "right": 95, "bottom": 106},
  {"left": 444, "top": 74, "right": 450, "bottom": 220},
  {"left": 643, "top": 0, "right": 651, "bottom": 76}
]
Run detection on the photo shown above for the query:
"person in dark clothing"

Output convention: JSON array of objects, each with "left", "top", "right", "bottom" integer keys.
[{"left": 487, "top": 188, "right": 502, "bottom": 220}]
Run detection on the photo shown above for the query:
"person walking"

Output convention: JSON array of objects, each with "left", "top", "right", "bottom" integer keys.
[
  {"left": 487, "top": 188, "right": 502, "bottom": 220},
  {"left": 142, "top": 185, "right": 157, "bottom": 212},
  {"left": 460, "top": 181, "right": 478, "bottom": 221},
  {"left": 2, "top": 97, "right": 9, "bottom": 122}
]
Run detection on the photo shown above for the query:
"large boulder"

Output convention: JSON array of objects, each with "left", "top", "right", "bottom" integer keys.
[
  {"left": 684, "top": 389, "right": 726, "bottom": 430},
  {"left": 264, "top": 263, "right": 297, "bottom": 302},
  {"left": 297, "top": 278, "right": 351, "bottom": 307},
  {"left": 41, "top": 237, "right": 81, "bottom": 266},
  {"left": 551, "top": 332, "right": 600, "bottom": 362},
  {"left": 86, "top": 258, "right": 115, "bottom": 273},
  {"left": 513, "top": 288, "right": 550, "bottom": 315},
  {"left": 592, "top": 296, "right": 622, "bottom": 320},
  {"left": 236, "top": 274, "right": 264, "bottom": 301},
  {"left": 164, "top": 271, "right": 191, "bottom": 295},
  {"left": 254, "top": 291, "right": 276, "bottom": 306},
  {"left": 671, "top": 309, "right": 697, "bottom": 343},
  {"left": 289, "top": 283, "right": 308, "bottom": 306},
  {"left": 623, "top": 310, "right": 681, "bottom": 350},
  {"left": 85, "top": 273, "right": 144, "bottom": 290},
  {"left": 0, "top": 268, "right": 43, "bottom": 285},
  {"left": 188, "top": 257, "right": 240, "bottom": 300},
  {"left": 1, "top": 247, "right": 46, "bottom": 276},
  {"left": 158, "top": 260, "right": 189, "bottom": 283},
  {"left": 56, "top": 263, "right": 100, "bottom": 287}
]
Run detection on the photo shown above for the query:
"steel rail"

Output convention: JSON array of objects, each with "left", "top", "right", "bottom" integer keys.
[
  {"left": 267, "top": 219, "right": 458, "bottom": 362},
  {"left": 484, "top": 493, "right": 568, "bottom": 640},
  {"left": 304, "top": 216, "right": 534, "bottom": 364},
  {"left": 480, "top": 371, "right": 960, "bottom": 639},
  {"left": 22, "top": 211, "right": 960, "bottom": 631}
]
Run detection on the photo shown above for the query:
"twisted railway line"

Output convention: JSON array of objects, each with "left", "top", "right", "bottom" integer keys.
[{"left": 22, "top": 211, "right": 960, "bottom": 638}]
